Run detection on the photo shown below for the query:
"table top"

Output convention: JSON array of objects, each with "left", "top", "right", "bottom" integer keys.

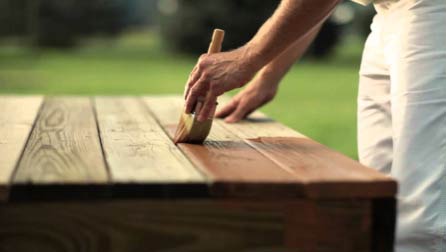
[{"left": 0, "top": 95, "right": 396, "bottom": 202}]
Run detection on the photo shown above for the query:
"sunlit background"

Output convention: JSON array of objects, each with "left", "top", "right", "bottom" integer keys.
[{"left": 0, "top": 0, "right": 376, "bottom": 158}]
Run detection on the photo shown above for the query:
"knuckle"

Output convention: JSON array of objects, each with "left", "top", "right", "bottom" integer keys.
[
  {"left": 210, "top": 83, "right": 223, "bottom": 95},
  {"left": 208, "top": 87, "right": 216, "bottom": 96},
  {"left": 201, "top": 72, "right": 209, "bottom": 80},
  {"left": 190, "top": 87, "right": 200, "bottom": 96},
  {"left": 198, "top": 55, "right": 208, "bottom": 67}
]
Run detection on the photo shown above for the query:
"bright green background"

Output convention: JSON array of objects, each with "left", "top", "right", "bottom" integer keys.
[{"left": 0, "top": 31, "right": 364, "bottom": 158}]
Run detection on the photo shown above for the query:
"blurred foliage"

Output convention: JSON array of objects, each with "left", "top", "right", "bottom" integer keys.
[
  {"left": 0, "top": 0, "right": 374, "bottom": 55},
  {"left": 0, "top": 0, "right": 134, "bottom": 48},
  {"left": 159, "top": 0, "right": 366, "bottom": 58},
  {"left": 159, "top": 0, "right": 278, "bottom": 53}
]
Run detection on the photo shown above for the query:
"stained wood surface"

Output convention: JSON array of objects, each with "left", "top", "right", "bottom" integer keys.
[
  {"left": 94, "top": 97, "right": 203, "bottom": 183},
  {"left": 144, "top": 97, "right": 303, "bottom": 198},
  {"left": 245, "top": 137, "right": 397, "bottom": 198},
  {"left": 144, "top": 96, "right": 396, "bottom": 199},
  {"left": 13, "top": 97, "right": 109, "bottom": 184},
  {"left": 0, "top": 96, "right": 43, "bottom": 200}
]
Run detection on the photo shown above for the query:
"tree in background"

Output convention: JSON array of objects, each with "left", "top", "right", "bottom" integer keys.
[
  {"left": 0, "top": 0, "right": 131, "bottom": 48},
  {"left": 158, "top": 0, "right": 373, "bottom": 58}
]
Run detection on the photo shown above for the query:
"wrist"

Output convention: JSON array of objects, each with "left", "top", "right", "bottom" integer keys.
[
  {"left": 243, "top": 41, "right": 270, "bottom": 73},
  {"left": 258, "top": 66, "right": 283, "bottom": 86}
]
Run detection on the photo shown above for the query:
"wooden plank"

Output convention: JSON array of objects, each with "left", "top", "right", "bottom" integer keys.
[
  {"left": 0, "top": 200, "right": 286, "bottom": 252},
  {"left": 94, "top": 97, "right": 204, "bottom": 183},
  {"left": 143, "top": 96, "right": 301, "bottom": 198},
  {"left": 217, "top": 95, "right": 306, "bottom": 138},
  {"left": 245, "top": 137, "right": 397, "bottom": 198},
  {"left": 217, "top": 96, "right": 396, "bottom": 198},
  {"left": 144, "top": 95, "right": 396, "bottom": 199},
  {"left": 143, "top": 95, "right": 303, "bottom": 139},
  {"left": 0, "top": 198, "right": 377, "bottom": 252},
  {"left": 13, "top": 97, "right": 108, "bottom": 184},
  {"left": 285, "top": 199, "right": 372, "bottom": 252},
  {"left": 0, "top": 96, "right": 43, "bottom": 200},
  {"left": 143, "top": 95, "right": 184, "bottom": 128}
]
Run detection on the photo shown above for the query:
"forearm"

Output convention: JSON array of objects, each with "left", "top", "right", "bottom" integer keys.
[
  {"left": 246, "top": 0, "right": 339, "bottom": 70},
  {"left": 259, "top": 24, "right": 321, "bottom": 84}
]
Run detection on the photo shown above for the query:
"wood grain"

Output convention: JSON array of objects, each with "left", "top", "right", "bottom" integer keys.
[
  {"left": 94, "top": 97, "right": 204, "bottom": 183},
  {"left": 285, "top": 199, "right": 372, "bottom": 252},
  {"left": 143, "top": 95, "right": 303, "bottom": 139},
  {"left": 144, "top": 96, "right": 396, "bottom": 199},
  {"left": 245, "top": 137, "right": 397, "bottom": 198},
  {"left": 0, "top": 200, "right": 286, "bottom": 252},
  {"left": 217, "top": 96, "right": 306, "bottom": 139},
  {"left": 218, "top": 96, "right": 396, "bottom": 198},
  {"left": 144, "top": 96, "right": 302, "bottom": 198},
  {"left": 0, "top": 198, "right": 380, "bottom": 252},
  {"left": 0, "top": 96, "right": 43, "bottom": 200},
  {"left": 13, "top": 97, "right": 108, "bottom": 184},
  {"left": 143, "top": 95, "right": 185, "bottom": 128}
]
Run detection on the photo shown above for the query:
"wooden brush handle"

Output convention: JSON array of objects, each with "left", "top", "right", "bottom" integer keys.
[
  {"left": 191, "top": 29, "right": 224, "bottom": 114},
  {"left": 207, "top": 29, "right": 225, "bottom": 54}
]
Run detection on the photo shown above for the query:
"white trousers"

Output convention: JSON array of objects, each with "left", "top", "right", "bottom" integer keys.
[{"left": 357, "top": 0, "right": 446, "bottom": 251}]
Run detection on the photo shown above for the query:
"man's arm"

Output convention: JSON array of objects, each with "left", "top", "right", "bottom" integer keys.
[
  {"left": 247, "top": 0, "right": 337, "bottom": 70},
  {"left": 184, "top": 0, "right": 339, "bottom": 122},
  {"left": 216, "top": 24, "right": 321, "bottom": 122},
  {"left": 261, "top": 23, "right": 321, "bottom": 84}
]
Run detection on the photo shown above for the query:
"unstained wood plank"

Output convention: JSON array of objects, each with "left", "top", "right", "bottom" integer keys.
[
  {"left": 13, "top": 97, "right": 108, "bottom": 184},
  {"left": 0, "top": 96, "right": 43, "bottom": 200},
  {"left": 94, "top": 97, "right": 204, "bottom": 183}
]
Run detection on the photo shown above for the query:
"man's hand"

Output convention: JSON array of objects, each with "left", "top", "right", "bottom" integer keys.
[
  {"left": 216, "top": 74, "right": 279, "bottom": 123},
  {"left": 182, "top": 0, "right": 337, "bottom": 122},
  {"left": 184, "top": 46, "right": 259, "bottom": 122}
]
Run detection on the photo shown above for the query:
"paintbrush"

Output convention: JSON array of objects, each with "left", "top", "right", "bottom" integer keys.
[{"left": 173, "top": 29, "right": 225, "bottom": 144}]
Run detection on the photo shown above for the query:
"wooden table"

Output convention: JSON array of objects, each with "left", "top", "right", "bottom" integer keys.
[{"left": 0, "top": 95, "right": 397, "bottom": 252}]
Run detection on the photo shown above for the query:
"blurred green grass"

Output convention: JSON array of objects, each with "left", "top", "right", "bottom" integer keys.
[{"left": 0, "top": 30, "right": 364, "bottom": 158}]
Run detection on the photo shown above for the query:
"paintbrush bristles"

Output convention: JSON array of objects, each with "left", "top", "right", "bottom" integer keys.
[{"left": 173, "top": 113, "right": 213, "bottom": 144}]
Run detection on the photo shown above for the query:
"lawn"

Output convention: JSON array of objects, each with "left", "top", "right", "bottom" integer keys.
[{"left": 0, "top": 30, "right": 364, "bottom": 158}]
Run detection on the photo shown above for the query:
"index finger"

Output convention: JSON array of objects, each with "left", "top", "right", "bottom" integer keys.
[
  {"left": 185, "top": 75, "right": 209, "bottom": 114},
  {"left": 183, "top": 65, "right": 201, "bottom": 99}
]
